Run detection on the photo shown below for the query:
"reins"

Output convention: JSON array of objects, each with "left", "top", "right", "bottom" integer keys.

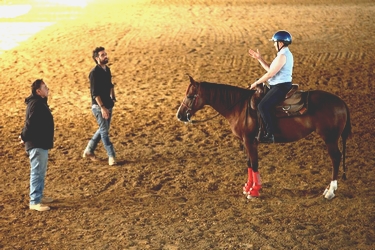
[{"left": 189, "top": 112, "right": 221, "bottom": 124}]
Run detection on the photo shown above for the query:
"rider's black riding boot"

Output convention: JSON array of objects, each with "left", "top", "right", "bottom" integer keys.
[{"left": 258, "top": 133, "right": 275, "bottom": 143}]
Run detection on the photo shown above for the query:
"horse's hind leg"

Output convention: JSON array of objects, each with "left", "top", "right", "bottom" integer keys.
[{"left": 323, "top": 141, "right": 342, "bottom": 200}]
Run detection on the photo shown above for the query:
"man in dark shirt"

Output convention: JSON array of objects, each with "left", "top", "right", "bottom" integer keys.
[
  {"left": 83, "top": 46, "right": 117, "bottom": 166},
  {"left": 20, "top": 79, "right": 55, "bottom": 211}
]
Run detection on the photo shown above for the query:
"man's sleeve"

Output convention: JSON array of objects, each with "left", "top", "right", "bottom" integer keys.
[
  {"left": 89, "top": 68, "right": 100, "bottom": 99},
  {"left": 21, "top": 103, "right": 36, "bottom": 142}
]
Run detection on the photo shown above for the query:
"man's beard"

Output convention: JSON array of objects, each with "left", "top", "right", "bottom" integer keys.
[{"left": 100, "top": 58, "right": 108, "bottom": 64}]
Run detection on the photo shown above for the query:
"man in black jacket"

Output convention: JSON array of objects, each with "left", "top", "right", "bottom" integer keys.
[{"left": 20, "top": 79, "right": 54, "bottom": 211}]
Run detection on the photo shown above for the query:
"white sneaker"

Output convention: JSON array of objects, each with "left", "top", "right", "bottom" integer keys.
[
  {"left": 109, "top": 157, "right": 117, "bottom": 166},
  {"left": 30, "top": 203, "right": 50, "bottom": 211},
  {"left": 82, "top": 150, "right": 98, "bottom": 161}
]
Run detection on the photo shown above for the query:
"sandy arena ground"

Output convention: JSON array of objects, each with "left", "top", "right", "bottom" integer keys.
[{"left": 0, "top": 0, "right": 374, "bottom": 249}]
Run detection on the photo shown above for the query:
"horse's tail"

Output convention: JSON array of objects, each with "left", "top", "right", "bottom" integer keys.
[{"left": 341, "top": 102, "right": 352, "bottom": 180}]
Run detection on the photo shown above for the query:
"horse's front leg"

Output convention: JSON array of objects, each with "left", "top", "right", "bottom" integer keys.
[
  {"left": 242, "top": 159, "right": 254, "bottom": 195},
  {"left": 242, "top": 138, "right": 262, "bottom": 199}
]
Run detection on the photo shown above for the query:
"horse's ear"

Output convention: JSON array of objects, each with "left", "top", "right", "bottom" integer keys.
[{"left": 186, "top": 74, "right": 196, "bottom": 84}]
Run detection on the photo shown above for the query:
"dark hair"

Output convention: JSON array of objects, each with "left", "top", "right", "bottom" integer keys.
[
  {"left": 92, "top": 46, "right": 105, "bottom": 64},
  {"left": 31, "top": 79, "right": 44, "bottom": 95}
]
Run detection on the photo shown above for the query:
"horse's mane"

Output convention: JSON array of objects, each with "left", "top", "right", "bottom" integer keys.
[{"left": 200, "top": 81, "right": 254, "bottom": 109}]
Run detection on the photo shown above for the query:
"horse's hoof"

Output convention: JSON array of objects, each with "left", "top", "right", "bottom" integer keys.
[{"left": 246, "top": 194, "right": 258, "bottom": 199}]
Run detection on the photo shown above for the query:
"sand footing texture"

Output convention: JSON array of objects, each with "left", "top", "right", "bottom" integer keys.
[{"left": 0, "top": 0, "right": 374, "bottom": 249}]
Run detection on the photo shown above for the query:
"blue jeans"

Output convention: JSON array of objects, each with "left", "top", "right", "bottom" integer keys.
[
  {"left": 258, "top": 82, "right": 292, "bottom": 134},
  {"left": 85, "top": 105, "right": 115, "bottom": 158},
  {"left": 28, "top": 148, "right": 48, "bottom": 205}
]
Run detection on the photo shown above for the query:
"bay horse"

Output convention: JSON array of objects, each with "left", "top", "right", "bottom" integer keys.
[{"left": 176, "top": 75, "right": 352, "bottom": 200}]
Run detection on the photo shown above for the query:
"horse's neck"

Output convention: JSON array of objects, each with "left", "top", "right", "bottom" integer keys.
[{"left": 201, "top": 82, "right": 252, "bottom": 118}]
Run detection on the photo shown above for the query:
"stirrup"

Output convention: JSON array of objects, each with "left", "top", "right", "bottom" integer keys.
[{"left": 258, "top": 133, "right": 274, "bottom": 143}]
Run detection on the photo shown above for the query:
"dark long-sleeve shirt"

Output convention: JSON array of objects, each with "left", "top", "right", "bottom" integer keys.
[
  {"left": 89, "top": 65, "right": 114, "bottom": 109},
  {"left": 21, "top": 94, "right": 54, "bottom": 151}
]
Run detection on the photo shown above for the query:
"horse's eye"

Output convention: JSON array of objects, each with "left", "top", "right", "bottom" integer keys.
[{"left": 187, "top": 95, "right": 194, "bottom": 99}]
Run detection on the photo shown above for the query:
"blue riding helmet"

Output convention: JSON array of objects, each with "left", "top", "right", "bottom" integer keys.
[{"left": 270, "top": 30, "right": 292, "bottom": 45}]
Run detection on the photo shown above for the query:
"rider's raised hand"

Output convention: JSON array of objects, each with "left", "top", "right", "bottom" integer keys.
[{"left": 248, "top": 48, "right": 261, "bottom": 60}]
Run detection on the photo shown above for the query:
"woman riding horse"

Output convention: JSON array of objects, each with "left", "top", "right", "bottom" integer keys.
[{"left": 248, "top": 30, "right": 294, "bottom": 143}]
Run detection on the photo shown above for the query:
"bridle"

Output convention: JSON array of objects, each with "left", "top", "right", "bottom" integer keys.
[
  {"left": 179, "top": 82, "right": 221, "bottom": 123},
  {"left": 180, "top": 83, "right": 200, "bottom": 122}
]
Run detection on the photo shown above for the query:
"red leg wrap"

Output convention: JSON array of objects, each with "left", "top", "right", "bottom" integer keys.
[
  {"left": 249, "top": 171, "right": 262, "bottom": 197},
  {"left": 243, "top": 168, "right": 254, "bottom": 193}
]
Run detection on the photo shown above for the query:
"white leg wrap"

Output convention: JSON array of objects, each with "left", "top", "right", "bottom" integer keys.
[{"left": 323, "top": 180, "right": 338, "bottom": 200}]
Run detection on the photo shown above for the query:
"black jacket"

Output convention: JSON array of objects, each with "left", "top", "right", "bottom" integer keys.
[{"left": 21, "top": 94, "right": 54, "bottom": 151}]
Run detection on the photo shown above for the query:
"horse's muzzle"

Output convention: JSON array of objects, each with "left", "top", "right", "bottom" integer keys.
[{"left": 176, "top": 112, "right": 190, "bottom": 122}]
